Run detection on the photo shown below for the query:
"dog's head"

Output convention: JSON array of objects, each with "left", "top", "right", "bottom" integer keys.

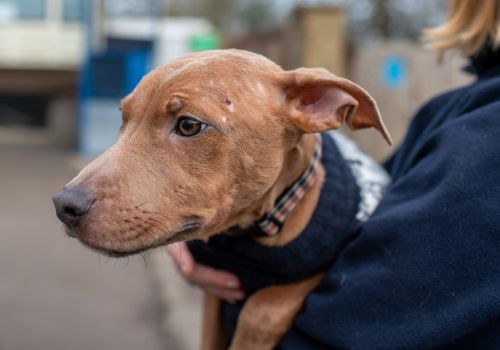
[{"left": 53, "top": 49, "right": 391, "bottom": 256}]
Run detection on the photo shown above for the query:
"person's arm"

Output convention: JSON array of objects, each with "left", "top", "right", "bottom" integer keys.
[{"left": 279, "top": 102, "right": 500, "bottom": 349}]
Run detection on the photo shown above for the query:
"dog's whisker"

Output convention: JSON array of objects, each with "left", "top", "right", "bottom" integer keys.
[
  {"left": 140, "top": 251, "right": 149, "bottom": 267},
  {"left": 121, "top": 256, "right": 130, "bottom": 269}
]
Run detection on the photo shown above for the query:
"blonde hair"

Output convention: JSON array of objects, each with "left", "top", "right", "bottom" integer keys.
[{"left": 423, "top": 0, "right": 500, "bottom": 56}]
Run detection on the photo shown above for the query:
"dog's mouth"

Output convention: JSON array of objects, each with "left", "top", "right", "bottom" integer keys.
[{"left": 63, "top": 220, "right": 202, "bottom": 257}]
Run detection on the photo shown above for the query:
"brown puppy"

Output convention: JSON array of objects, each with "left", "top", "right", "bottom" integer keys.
[{"left": 53, "top": 49, "right": 391, "bottom": 349}]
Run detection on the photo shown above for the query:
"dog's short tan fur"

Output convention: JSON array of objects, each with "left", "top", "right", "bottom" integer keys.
[{"left": 60, "top": 49, "right": 390, "bottom": 349}]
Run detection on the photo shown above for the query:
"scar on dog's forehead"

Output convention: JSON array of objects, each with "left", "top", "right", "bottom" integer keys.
[
  {"left": 167, "top": 96, "right": 183, "bottom": 113},
  {"left": 160, "top": 69, "right": 235, "bottom": 110}
]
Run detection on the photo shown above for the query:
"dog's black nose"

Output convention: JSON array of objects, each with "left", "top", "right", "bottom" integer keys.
[{"left": 52, "top": 186, "right": 94, "bottom": 227}]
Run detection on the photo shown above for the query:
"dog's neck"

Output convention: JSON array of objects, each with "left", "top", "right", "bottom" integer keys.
[{"left": 237, "top": 133, "right": 325, "bottom": 246}]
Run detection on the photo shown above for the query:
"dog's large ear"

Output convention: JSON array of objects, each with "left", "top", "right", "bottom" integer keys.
[{"left": 279, "top": 67, "right": 392, "bottom": 145}]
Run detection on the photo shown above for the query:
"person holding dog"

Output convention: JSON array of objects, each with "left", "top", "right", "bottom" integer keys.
[{"left": 168, "top": 0, "right": 500, "bottom": 348}]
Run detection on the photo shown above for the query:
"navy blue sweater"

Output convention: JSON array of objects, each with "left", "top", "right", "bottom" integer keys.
[
  {"left": 193, "top": 46, "right": 500, "bottom": 349},
  {"left": 275, "top": 48, "right": 500, "bottom": 349}
]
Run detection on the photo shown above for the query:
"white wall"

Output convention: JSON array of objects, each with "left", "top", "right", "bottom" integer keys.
[{"left": 0, "top": 22, "right": 84, "bottom": 69}]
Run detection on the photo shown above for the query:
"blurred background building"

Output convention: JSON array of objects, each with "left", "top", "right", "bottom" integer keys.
[
  {"left": 0, "top": 0, "right": 471, "bottom": 159},
  {"left": 0, "top": 1, "right": 473, "bottom": 349}
]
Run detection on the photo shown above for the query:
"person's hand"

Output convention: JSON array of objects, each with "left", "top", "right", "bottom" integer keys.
[{"left": 166, "top": 241, "right": 245, "bottom": 304}]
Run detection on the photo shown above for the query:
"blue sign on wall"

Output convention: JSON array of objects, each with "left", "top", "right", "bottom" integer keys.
[{"left": 381, "top": 56, "right": 407, "bottom": 88}]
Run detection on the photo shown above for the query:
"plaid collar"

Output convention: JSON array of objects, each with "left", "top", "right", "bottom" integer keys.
[{"left": 256, "top": 134, "right": 323, "bottom": 236}]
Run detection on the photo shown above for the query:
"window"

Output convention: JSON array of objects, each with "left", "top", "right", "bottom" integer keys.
[
  {"left": 0, "top": 0, "right": 46, "bottom": 21},
  {"left": 105, "top": 0, "right": 154, "bottom": 17},
  {"left": 62, "top": 0, "right": 83, "bottom": 22}
]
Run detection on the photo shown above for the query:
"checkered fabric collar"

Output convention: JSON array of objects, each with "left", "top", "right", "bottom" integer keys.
[{"left": 255, "top": 134, "right": 323, "bottom": 236}]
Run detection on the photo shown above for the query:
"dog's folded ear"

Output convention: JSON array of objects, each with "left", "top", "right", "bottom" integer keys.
[{"left": 280, "top": 67, "right": 392, "bottom": 145}]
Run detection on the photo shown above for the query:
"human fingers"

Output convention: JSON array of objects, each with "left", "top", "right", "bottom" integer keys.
[
  {"left": 166, "top": 241, "right": 195, "bottom": 275},
  {"left": 204, "top": 286, "right": 245, "bottom": 304}
]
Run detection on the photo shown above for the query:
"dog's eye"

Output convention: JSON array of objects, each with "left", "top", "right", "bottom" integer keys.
[{"left": 175, "top": 117, "right": 207, "bottom": 137}]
